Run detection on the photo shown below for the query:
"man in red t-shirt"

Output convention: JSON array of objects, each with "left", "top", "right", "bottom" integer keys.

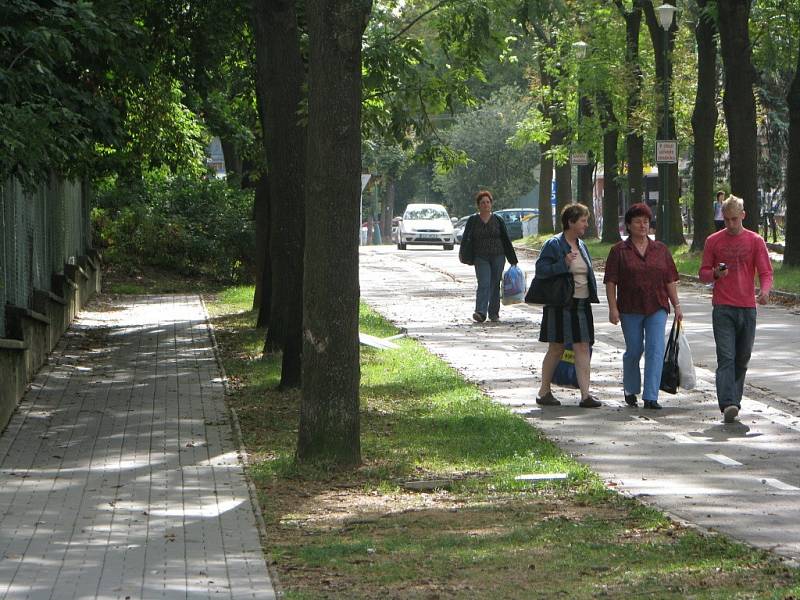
[{"left": 699, "top": 196, "right": 773, "bottom": 423}]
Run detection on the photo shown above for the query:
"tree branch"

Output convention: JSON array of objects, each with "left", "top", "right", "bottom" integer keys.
[{"left": 389, "top": 0, "right": 454, "bottom": 43}]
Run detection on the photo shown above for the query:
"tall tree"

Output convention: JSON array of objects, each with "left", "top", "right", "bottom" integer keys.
[
  {"left": 717, "top": 0, "right": 759, "bottom": 229},
  {"left": 538, "top": 139, "right": 555, "bottom": 233},
  {"left": 298, "top": 0, "right": 372, "bottom": 466},
  {"left": 614, "top": 0, "right": 645, "bottom": 209},
  {"left": 644, "top": 0, "right": 685, "bottom": 245},
  {"left": 690, "top": 0, "right": 719, "bottom": 252},
  {"left": 784, "top": 16, "right": 800, "bottom": 266},
  {"left": 598, "top": 92, "right": 622, "bottom": 243},
  {"left": 252, "top": 0, "right": 307, "bottom": 388},
  {"left": 577, "top": 96, "right": 598, "bottom": 237}
]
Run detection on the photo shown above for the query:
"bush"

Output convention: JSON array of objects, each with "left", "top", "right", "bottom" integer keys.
[{"left": 93, "top": 175, "right": 255, "bottom": 284}]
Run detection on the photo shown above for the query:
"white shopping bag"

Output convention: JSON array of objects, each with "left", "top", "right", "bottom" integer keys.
[{"left": 677, "top": 321, "right": 696, "bottom": 390}]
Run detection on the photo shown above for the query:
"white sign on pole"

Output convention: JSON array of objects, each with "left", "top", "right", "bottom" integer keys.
[
  {"left": 571, "top": 152, "right": 589, "bottom": 166},
  {"left": 656, "top": 140, "right": 678, "bottom": 164}
]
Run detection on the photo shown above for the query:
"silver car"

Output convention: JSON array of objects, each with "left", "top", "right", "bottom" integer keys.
[{"left": 453, "top": 216, "right": 470, "bottom": 244}]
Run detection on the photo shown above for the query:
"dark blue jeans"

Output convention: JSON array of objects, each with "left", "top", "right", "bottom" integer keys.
[
  {"left": 712, "top": 305, "right": 757, "bottom": 411},
  {"left": 474, "top": 254, "right": 506, "bottom": 319}
]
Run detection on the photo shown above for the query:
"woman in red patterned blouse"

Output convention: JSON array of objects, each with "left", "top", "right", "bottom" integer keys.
[{"left": 604, "top": 203, "right": 682, "bottom": 409}]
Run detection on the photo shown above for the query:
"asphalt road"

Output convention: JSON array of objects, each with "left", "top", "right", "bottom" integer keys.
[{"left": 360, "top": 244, "right": 800, "bottom": 563}]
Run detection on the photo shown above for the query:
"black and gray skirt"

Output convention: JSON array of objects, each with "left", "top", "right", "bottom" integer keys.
[{"left": 539, "top": 298, "right": 594, "bottom": 344}]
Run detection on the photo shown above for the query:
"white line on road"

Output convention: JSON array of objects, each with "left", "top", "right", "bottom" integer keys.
[
  {"left": 664, "top": 432, "right": 699, "bottom": 444},
  {"left": 705, "top": 453, "right": 743, "bottom": 466},
  {"left": 761, "top": 478, "right": 800, "bottom": 491}
]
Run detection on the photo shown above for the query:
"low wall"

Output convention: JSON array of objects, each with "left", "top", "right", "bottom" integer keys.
[{"left": 0, "top": 254, "right": 101, "bottom": 431}]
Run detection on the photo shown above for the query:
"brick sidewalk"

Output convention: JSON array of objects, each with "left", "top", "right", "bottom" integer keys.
[{"left": 0, "top": 295, "right": 275, "bottom": 599}]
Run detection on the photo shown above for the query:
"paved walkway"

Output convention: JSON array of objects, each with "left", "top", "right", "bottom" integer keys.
[
  {"left": 0, "top": 295, "right": 275, "bottom": 599},
  {"left": 360, "top": 246, "right": 800, "bottom": 563}
]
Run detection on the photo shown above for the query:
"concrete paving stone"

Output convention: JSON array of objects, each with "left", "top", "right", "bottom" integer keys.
[{"left": 0, "top": 294, "right": 275, "bottom": 599}]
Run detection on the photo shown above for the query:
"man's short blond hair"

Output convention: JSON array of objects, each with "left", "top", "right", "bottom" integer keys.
[{"left": 722, "top": 195, "right": 744, "bottom": 215}]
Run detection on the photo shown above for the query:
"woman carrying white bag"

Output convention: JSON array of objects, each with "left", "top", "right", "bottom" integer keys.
[{"left": 604, "top": 203, "right": 683, "bottom": 409}]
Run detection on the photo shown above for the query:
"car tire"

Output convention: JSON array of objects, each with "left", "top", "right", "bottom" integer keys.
[
  {"left": 443, "top": 244, "right": 454, "bottom": 250},
  {"left": 397, "top": 242, "right": 406, "bottom": 250}
]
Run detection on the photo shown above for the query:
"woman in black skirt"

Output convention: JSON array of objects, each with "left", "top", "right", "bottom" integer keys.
[{"left": 534, "top": 203, "right": 601, "bottom": 408}]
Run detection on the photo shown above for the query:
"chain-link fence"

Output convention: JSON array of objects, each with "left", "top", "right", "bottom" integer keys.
[{"left": 0, "top": 175, "right": 90, "bottom": 337}]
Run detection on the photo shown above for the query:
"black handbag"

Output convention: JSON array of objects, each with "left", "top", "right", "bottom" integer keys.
[
  {"left": 524, "top": 273, "right": 574, "bottom": 306},
  {"left": 458, "top": 218, "right": 474, "bottom": 265},
  {"left": 659, "top": 318, "right": 680, "bottom": 394}
]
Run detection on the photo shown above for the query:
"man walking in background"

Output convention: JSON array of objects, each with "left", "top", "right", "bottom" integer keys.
[{"left": 699, "top": 196, "right": 773, "bottom": 423}]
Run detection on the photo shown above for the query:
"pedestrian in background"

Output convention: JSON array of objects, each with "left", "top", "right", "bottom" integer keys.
[
  {"left": 699, "top": 195, "right": 773, "bottom": 423},
  {"left": 604, "top": 203, "right": 682, "bottom": 410},
  {"left": 713, "top": 190, "right": 725, "bottom": 232},
  {"left": 535, "top": 203, "right": 601, "bottom": 408},
  {"left": 458, "top": 190, "right": 518, "bottom": 323}
]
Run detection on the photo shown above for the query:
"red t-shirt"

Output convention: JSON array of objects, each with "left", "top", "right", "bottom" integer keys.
[
  {"left": 604, "top": 238, "right": 679, "bottom": 315},
  {"left": 699, "top": 228, "right": 773, "bottom": 307}
]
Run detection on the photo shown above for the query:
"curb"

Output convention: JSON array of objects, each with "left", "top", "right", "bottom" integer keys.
[{"left": 199, "top": 293, "right": 284, "bottom": 599}]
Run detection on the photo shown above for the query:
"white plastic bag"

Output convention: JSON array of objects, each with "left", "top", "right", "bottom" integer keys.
[
  {"left": 501, "top": 265, "right": 526, "bottom": 305},
  {"left": 677, "top": 321, "right": 696, "bottom": 390}
]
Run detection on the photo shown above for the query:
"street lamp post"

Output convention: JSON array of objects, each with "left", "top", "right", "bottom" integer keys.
[
  {"left": 656, "top": 4, "right": 676, "bottom": 245},
  {"left": 572, "top": 41, "right": 588, "bottom": 205}
]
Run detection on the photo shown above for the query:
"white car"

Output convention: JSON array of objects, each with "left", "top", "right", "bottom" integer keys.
[{"left": 396, "top": 204, "right": 455, "bottom": 250}]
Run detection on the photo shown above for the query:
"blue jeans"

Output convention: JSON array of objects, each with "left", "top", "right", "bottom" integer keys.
[
  {"left": 712, "top": 305, "right": 756, "bottom": 411},
  {"left": 620, "top": 309, "right": 668, "bottom": 402},
  {"left": 474, "top": 254, "right": 506, "bottom": 318}
]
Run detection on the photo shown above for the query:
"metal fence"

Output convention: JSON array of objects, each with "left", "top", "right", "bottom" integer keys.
[{"left": 0, "top": 175, "right": 90, "bottom": 337}]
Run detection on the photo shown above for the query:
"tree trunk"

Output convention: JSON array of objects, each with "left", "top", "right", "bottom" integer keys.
[
  {"left": 644, "top": 1, "right": 685, "bottom": 245},
  {"left": 553, "top": 129, "right": 572, "bottom": 218},
  {"left": 618, "top": 1, "right": 644, "bottom": 209},
  {"left": 784, "top": 22, "right": 800, "bottom": 266},
  {"left": 253, "top": 175, "right": 272, "bottom": 324},
  {"left": 599, "top": 92, "right": 622, "bottom": 244},
  {"left": 578, "top": 96, "right": 597, "bottom": 238},
  {"left": 382, "top": 178, "right": 396, "bottom": 238},
  {"left": 690, "top": 0, "right": 718, "bottom": 253},
  {"left": 220, "top": 136, "right": 243, "bottom": 182},
  {"left": 718, "top": 0, "right": 759, "bottom": 230},
  {"left": 252, "top": 0, "right": 307, "bottom": 386},
  {"left": 537, "top": 141, "right": 555, "bottom": 234},
  {"left": 298, "top": 0, "right": 371, "bottom": 467},
  {"left": 580, "top": 157, "right": 597, "bottom": 237}
]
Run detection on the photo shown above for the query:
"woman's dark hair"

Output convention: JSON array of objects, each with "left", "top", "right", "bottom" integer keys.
[
  {"left": 716, "top": 190, "right": 726, "bottom": 201},
  {"left": 560, "top": 203, "right": 589, "bottom": 231},
  {"left": 624, "top": 202, "right": 653, "bottom": 228},
  {"left": 475, "top": 190, "right": 494, "bottom": 207}
]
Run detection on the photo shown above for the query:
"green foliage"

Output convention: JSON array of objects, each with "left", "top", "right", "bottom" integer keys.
[
  {"left": 0, "top": 0, "right": 140, "bottom": 185},
  {"left": 93, "top": 174, "right": 255, "bottom": 283},
  {"left": 432, "top": 86, "right": 541, "bottom": 215}
]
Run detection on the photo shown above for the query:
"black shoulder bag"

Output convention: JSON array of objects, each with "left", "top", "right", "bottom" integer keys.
[
  {"left": 524, "top": 272, "right": 574, "bottom": 306},
  {"left": 659, "top": 317, "right": 680, "bottom": 394}
]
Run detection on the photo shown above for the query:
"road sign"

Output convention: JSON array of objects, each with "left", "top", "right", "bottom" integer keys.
[
  {"left": 656, "top": 140, "right": 678, "bottom": 164},
  {"left": 571, "top": 152, "right": 589, "bottom": 165}
]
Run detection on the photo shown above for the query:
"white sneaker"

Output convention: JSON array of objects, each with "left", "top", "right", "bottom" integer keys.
[{"left": 723, "top": 405, "right": 739, "bottom": 423}]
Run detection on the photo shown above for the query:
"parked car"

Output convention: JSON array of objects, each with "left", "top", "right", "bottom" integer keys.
[
  {"left": 494, "top": 208, "right": 539, "bottom": 240},
  {"left": 396, "top": 203, "right": 455, "bottom": 250},
  {"left": 390, "top": 216, "right": 402, "bottom": 244},
  {"left": 453, "top": 215, "right": 470, "bottom": 244}
]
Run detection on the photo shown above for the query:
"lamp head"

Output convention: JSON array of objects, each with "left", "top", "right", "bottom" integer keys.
[
  {"left": 572, "top": 40, "right": 588, "bottom": 59},
  {"left": 655, "top": 3, "right": 677, "bottom": 31}
]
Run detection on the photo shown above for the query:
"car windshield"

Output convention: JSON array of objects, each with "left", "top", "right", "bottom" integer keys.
[{"left": 405, "top": 207, "right": 449, "bottom": 220}]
